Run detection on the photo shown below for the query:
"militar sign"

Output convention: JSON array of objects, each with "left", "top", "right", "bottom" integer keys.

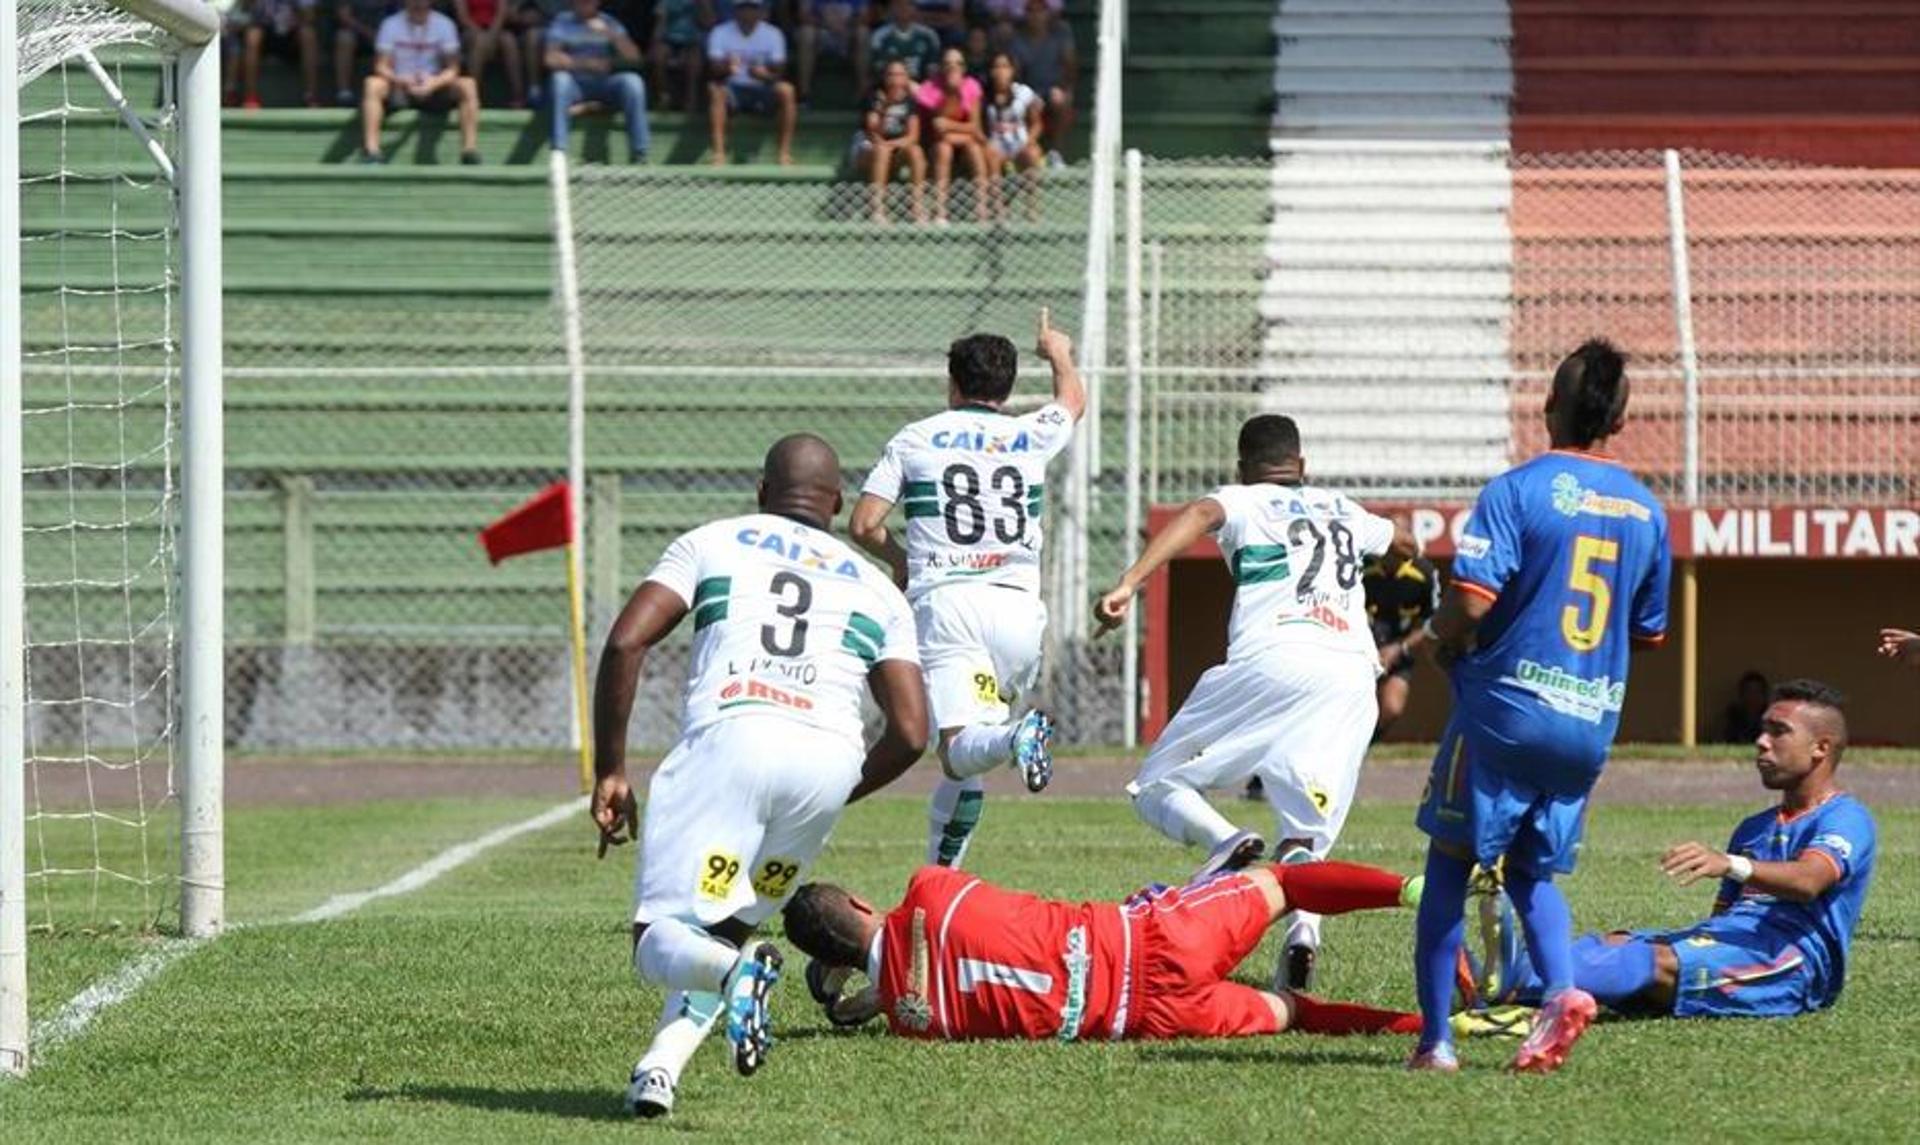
[{"left": 1377, "top": 505, "right": 1920, "bottom": 560}]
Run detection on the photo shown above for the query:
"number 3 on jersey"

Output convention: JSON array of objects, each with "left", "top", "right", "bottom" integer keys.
[{"left": 1562, "top": 535, "right": 1619, "bottom": 652}]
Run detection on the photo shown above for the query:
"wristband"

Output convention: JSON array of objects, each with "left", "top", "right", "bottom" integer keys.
[{"left": 1726, "top": 854, "right": 1754, "bottom": 883}]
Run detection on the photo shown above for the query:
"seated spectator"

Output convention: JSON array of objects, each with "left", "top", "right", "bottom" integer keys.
[
  {"left": 650, "top": 0, "right": 716, "bottom": 111},
  {"left": 916, "top": 46, "right": 986, "bottom": 223},
  {"left": 1009, "top": 0, "right": 1073, "bottom": 163},
  {"left": 360, "top": 0, "right": 482, "bottom": 163},
  {"left": 332, "top": 0, "right": 393, "bottom": 107},
  {"left": 869, "top": 0, "right": 939, "bottom": 82},
  {"left": 514, "top": 0, "right": 561, "bottom": 107},
  {"left": 911, "top": 0, "right": 964, "bottom": 47},
  {"left": 795, "top": 0, "right": 871, "bottom": 107},
  {"left": 233, "top": 0, "right": 321, "bottom": 108},
  {"left": 707, "top": 0, "right": 797, "bottom": 165},
  {"left": 457, "top": 0, "right": 528, "bottom": 106},
  {"left": 545, "top": 0, "right": 650, "bottom": 161},
  {"left": 982, "top": 50, "right": 1042, "bottom": 218},
  {"left": 853, "top": 60, "right": 926, "bottom": 223},
  {"left": 1719, "top": 670, "right": 1770, "bottom": 745},
  {"left": 961, "top": 23, "right": 990, "bottom": 83}
]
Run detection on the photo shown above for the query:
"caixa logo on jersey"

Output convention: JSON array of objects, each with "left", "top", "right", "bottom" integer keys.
[
  {"left": 718, "top": 678, "right": 816, "bottom": 713},
  {"left": 735, "top": 527, "right": 862, "bottom": 579},
  {"left": 930, "top": 429, "right": 1033, "bottom": 454}
]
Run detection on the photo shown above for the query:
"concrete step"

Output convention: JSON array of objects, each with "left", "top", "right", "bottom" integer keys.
[
  {"left": 1274, "top": 68, "right": 1514, "bottom": 98},
  {"left": 1269, "top": 163, "right": 1511, "bottom": 189},
  {"left": 1272, "top": 110, "right": 1510, "bottom": 141},
  {"left": 1264, "top": 267, "right": 1512, "bottom": 297},
  {"left": 1510, "top": 113, "right": 1920, "bottom": 167},
  {"left": 1274, "top": 36, "right": 1513, "bottom": 68},
  {"left": 1267, "top": 209, "right": 1511, "bottom": 240},
  {"left": 1270, "top": 182, "right": 1511, "bottom": 212},
  {"left": 1273, "top": 15, "right": 1510, "bottom": 39},
  {"left": 1262, "top": 324, "right": 1508, "bottom": 356},
  {"left": 1281, "top": 0, "right": 1507, "bottom": 15},
  {"left": 1514, "top": 3, "right": 1920, "bottom": 58},
  {"left": 1266, "top": 238, "right": 1513, "bottom": 269},
  {"left": 1518, "top": 57, "right": 1920, "bottom": 115},
  {"left": 1258, "top": 294, "right": 1510, "bottom": 322}
]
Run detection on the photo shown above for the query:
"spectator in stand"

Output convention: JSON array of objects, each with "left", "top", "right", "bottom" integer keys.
[
  {"left": 1719, "top": 670, "right": 1771, "bottom": 745},
  {"left": 458, "top": 0, "right": 528, "bottom": 106},
  {"left": 981, "top": 0, "right": 1056, "bottom": 45},
  {"left": 795, "top": 1, "right": 871, "bottom": 108},
  {"left": 545, "top": 0, "right": 650, "bottom": 161},
  {"left": 1009, "top": 0, "right": 1073, "bottom": 164},
  {"left": 360, "top": 0, "right": 482, "bottom": 163},
  {"left": 869, "top": 0, "right": 940, "bottom": 82},
  {"left": 332, "top": 0, "right": 392, "bottom": 107},
  {"left": 911, "top": 0, "right": 964, "bottom": 47},
  {"left": 1879, "top": 627, "right": 1920, "bottom": 671},
  {"left": 916, "top": 46, "right": 987, "bottom": 223},
  {"left": 514, "top": 0, "right": 561, "bottom": 107},
  {"left": 233, "top": 0, "right": 322, "bottom": 108},
  {"left": 650, "top": 0, "right": 716, "bottom": 111},
  {"left": 854, "top": 59, "right": 927, "bottom": 223},
  {"left": 961, "top": 23, "right": 990, "bottom": 83},
  {"left": 982, "top": 50, "right": 1042, "bottom": 218},
  {"left": 707, "top": 0, "right": 798, "bottom": 165}
]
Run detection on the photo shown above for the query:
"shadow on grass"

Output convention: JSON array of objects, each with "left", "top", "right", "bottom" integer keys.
[
  {"left": 346, "top": 1082, "right": 633, "bottom": 1124},
  {"left": 1135, "top": 1044, "right": 1394, "bottom": 1069}
]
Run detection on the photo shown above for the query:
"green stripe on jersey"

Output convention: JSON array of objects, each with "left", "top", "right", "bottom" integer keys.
[
  {"left": 692, "top": 577, "right": 731, "bottom": 630},
  {"left": 1231, "top": 543, "right": 1292, "bottom": 586},
  {"left": 903, "top": 500, "right": 941, "bottom": 519},
  {"left": 903, "top": 480, "right": 937, "bottom": 498},
  {"left": 1027, "top": 483, "right": 1045, "bottom": 519},
  {"left": 841, "top": 612, "right": 886, "bottom": 664}
]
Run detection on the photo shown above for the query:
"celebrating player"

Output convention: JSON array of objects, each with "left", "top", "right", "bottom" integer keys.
[
  {"left": 1095, "top": 414, "right": 1417, "bottom": 993},
  {"left": 849, "top": 312, "right": 1085, "bottom": 868},
  {"left": 590, "top": 434, "right": 929, "bottom": 1118},
  {"left": 1410, "top": 339, "right": 1671, "bottom": 1074},
  {"left": 785, "top": 860, "right": 1429, "bottom": 1043},
  {"left": 1471, "top": 680, "right": 1875, "bottom": 1023}
]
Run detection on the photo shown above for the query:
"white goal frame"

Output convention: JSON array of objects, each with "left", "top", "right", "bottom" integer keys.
[{"left": 2, "top": 0, "right": 224, "bottom": 1077}]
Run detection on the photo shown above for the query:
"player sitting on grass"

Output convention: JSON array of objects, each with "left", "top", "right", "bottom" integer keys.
[
  {"left": 849, "top": 311, "right": 1085, "bottom": 869},
  {"left": 591, "top": 433, "right": 929, "bottom": 1118},
  {"left": 787, "top": 860, "right": 1433, "bottom": 1042},
  {"left": 1465, "top": 679, "right": 1876, "bottom": 1024},
  {"left": 1094, "top": 413, "right": 1418, "bottom": 995},
  {"left": 1411, "top": 339, "right": 1672, "bottom": 1074}
]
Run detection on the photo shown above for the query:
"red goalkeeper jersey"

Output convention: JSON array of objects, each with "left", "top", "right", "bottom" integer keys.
[{"left": 873, "top": 866, "right": 1142, "bottom": 1041}]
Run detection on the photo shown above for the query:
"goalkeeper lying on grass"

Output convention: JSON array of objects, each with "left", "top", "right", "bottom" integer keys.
[{"left": 785, "top": 859, "right": 1439, "bottom": 1042}]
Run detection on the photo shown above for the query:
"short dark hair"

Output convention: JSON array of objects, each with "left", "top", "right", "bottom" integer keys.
[
  {"left": 1237, "top": 414, "right": 1301, "bottom": 467},
  {"left": 948, "top": 334, "right": 1019, "bottom": 404},
  {"left": 781, "top": 883, "right": 868, "bottom": 968},
  {"left": 1772, "top": 677, "right": 1849, "bottom": 753},
  {"left": 1552, "top": 339, "right": 1630, "bottom": 447}
]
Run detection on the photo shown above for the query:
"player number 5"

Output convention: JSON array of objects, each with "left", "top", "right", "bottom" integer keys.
[{"left": 1562, "top": 536, "right": 1619, "bottom": 653}]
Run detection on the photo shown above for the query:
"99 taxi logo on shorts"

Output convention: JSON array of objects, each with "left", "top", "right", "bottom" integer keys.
[{"left": 696, "top": 850, "right": 802, "bottom": 902}]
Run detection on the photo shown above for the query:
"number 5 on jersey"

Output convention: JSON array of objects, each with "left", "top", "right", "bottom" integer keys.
[{"left": 1562, "top": 535, "right": 1619, "bottom": 652}]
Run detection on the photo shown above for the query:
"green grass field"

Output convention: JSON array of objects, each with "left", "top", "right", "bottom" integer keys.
[{"left": 6, "top": 793, "right": 1920, "bottom": 1142}]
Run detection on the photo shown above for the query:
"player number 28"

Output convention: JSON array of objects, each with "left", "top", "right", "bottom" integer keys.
[{"left": 1562, "top": 535, "right": 1620, "bottom": 652}]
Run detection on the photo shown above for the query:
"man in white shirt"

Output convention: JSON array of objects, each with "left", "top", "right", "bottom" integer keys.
[
  {"left": 360, "top": 0, "right": 483, "bottom": 164},
  {"left": 706, "top": 0, "right": 798, "bottom": 165}
]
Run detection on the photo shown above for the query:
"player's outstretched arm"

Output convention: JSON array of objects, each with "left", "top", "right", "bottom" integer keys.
[
  {"left": 1660, "top": 840, "right": 1840, "bottom": 905},
  {"left": 1423, "top": 583, "right": 1495, "bottom": 668},
  {"left": 849, "top": 659, "right": 930, "bottom": 803},
  {"left": 590, "top": 581, "right": 688, "bottom": 856},
  {"left": 1877, "top": 627, "right": 1920, "bottom": 670},
  {"left": 849, "top": 493, "right": 910, "bottom": 589},
  {"left": 1035, "top": 308, "right": 1086, "bottom": 422},
  {"left": 1095, "top": 495, "right": 1226, "bottom": 633}
]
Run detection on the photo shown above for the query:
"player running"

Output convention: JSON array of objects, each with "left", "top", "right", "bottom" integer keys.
[
  {"left": 1410, "top": 339, "right": 1672, "bottom": 1074},
  {"left": 786, "top": 860, "right": 1430, "bottom": 1043},
  {"left": 849, "top": 311, "right": 1085, "bottom": 868},
  {"left": 1466, "top": 679, "right": 1875, "bottom": 1024},
  {"left": 590, "top": 434, "right": 929, "bottom": 1118},
  {"left": 1094, "top": 413, "right": 1417, "bottom": 993}
]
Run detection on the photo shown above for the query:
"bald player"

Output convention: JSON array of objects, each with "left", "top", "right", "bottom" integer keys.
[{"left": 591, "top": 433, "right": 929, "bottom": 1118}]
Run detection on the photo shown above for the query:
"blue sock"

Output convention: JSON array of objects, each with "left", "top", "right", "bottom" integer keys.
[
  {"left": 1505, "top": 867, "right": 1576, "bottom": 996},
  {"left": 1570, "top": 934, "right": 1657, "bottom": 1009},
  {"left": 1413, "top": 846, "right": 1473, "bottom": 1049}
]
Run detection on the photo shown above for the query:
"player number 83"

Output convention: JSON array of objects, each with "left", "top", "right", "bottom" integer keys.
[{"left": 1562, "top": 535, "right": 1619, "bottom": 653}]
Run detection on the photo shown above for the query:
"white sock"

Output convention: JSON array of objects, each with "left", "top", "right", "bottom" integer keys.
[
  {"left": 927, "top": 775, "right": 986, "bottom": 867},
  {"left": 944, "top": 722, "right": 1018, "bottom": 779},
  {"left": 634, "top": 917, "right": 740, "bottom": 994},
  {"left": 635, "top": 990, "right": 721, "bottom": 1083},
  {"left": 1283, "top": 910, "right": 1323, "bottom": 951},
  {"left": 1132, "top": 781, "right": 1238, "bottom": 850}
]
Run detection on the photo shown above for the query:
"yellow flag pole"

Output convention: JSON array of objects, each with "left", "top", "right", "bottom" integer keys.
[{"left": 566, "top": 539, "right": 593, "bottom": 793}]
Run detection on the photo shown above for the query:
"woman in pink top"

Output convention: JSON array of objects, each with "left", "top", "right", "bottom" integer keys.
[{"left": 916, "top": 47, "right": 988, "bottom": 223}]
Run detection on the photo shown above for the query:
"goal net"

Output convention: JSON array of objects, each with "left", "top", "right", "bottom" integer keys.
[{"left": 3, "top": 0, "right": 223, "bottom": 1076}]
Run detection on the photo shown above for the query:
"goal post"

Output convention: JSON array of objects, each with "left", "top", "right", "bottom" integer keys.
[{"left": 2, "top": 0, "right": 223, "bottom": 1077}]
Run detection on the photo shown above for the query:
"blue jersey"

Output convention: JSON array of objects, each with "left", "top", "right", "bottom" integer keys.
[
  {"left": 1704, "top": 794, "right": 1876, "bottom": 1009},
  {"left": 1448, "top": 451, "right": 1670, "bottom": 793}
]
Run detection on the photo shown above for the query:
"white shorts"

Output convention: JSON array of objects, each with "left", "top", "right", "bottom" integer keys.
[
  {"left": 1127, "top": 652, "right": 1377, "bottom": 855},
  {"left": 912, "top": 583, "right": 1046, "bottom": 730},
  {"left": 633, "top": 715, "right": 861, "bottom": 928}
]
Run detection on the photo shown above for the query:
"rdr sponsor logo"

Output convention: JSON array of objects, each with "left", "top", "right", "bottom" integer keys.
[{"left": 718, "top": 678, "right": 816, "bottom": 713}]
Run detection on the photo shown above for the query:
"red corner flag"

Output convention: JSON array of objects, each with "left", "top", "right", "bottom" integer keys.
[{"left": 480, "top": 481, "right": 573, "bottom": 564}]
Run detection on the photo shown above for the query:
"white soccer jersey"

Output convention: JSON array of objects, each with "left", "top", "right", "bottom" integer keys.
[
  {"left": 862, "top": 403, "right": 1075, "bottom": 601},
  {"left": 644, "top": 512, "right": 919, "bottom": 746},
  {"left": 1207, "top": 482, "right": 1397, "bottom": 664}
]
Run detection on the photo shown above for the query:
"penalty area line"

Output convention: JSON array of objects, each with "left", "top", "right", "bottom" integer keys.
[{"left": 28, "top": 796, "right": 588, "bottom": 1063}]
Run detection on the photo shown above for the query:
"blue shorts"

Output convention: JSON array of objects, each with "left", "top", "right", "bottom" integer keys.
[
  {"left": 1645, "top": 927, "right": 1815, "bottom": 1018},
  {"left": 724, "top": 80, "right": 778, "bottom": 113},
  {"left": 1415, "top": 718, "right": 1590, "bottom": 875}
]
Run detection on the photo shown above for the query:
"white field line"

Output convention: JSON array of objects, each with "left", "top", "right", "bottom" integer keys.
[{"left": 29, "top": 797, "right": 587, "bottom": 1061}]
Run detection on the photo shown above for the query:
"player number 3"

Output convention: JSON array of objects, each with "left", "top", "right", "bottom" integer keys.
[{"left": 1562, "top": 535, "right": 1620, "bottom": 652}]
